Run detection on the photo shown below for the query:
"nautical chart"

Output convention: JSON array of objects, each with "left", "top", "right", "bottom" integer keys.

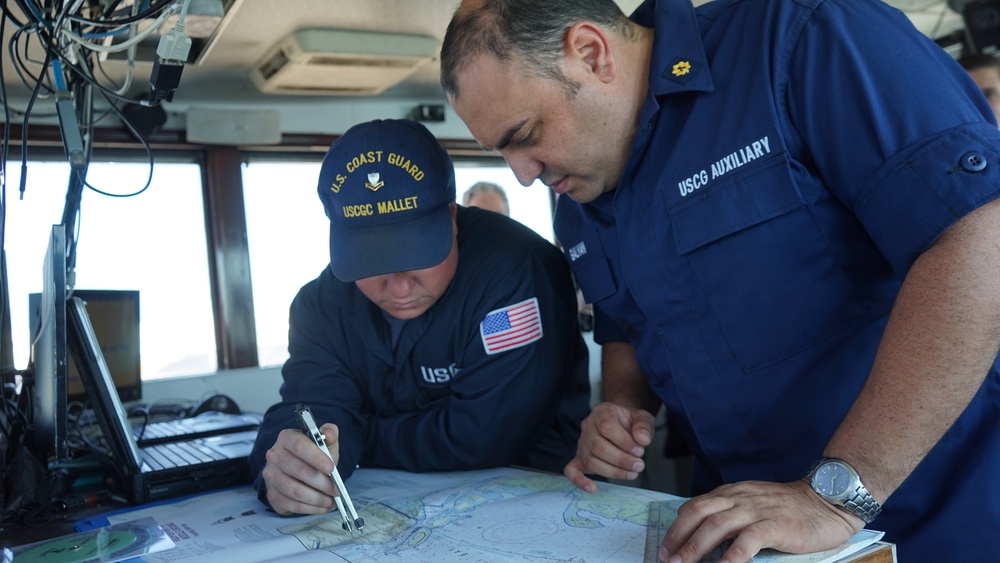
[
  {"left": 278, "top": 467, "right": 666, "bottom": 562},
  {"left": 89, "top": 466, "right": 882, "bottom": 563}
]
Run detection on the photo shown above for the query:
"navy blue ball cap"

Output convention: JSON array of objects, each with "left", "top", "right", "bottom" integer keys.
[{"left": 317, "top": 119, "right": 456, "bottom": 282}]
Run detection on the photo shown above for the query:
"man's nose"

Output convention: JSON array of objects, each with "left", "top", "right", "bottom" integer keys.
[
  {"left": 385, "top": 273, "right": 416, "bottom": 296},
  {"left": 505, "top": 151, "right": 542, "bottom": 187}
]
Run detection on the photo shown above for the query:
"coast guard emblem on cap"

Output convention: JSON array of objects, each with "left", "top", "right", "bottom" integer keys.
[
  {"left": 365, "top": 172, "right": 384, "bottom": 192},
  {"left": 480, "top": 297, "right": 543, "bottom": 355}
]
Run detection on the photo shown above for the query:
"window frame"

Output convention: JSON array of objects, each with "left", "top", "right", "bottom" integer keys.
[{"left": 5, "top": 124, "right": 550, "bottom": 375}]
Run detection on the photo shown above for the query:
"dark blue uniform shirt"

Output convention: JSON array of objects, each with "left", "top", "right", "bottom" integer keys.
[
  {"left": 251, "top": 206, "right": 590, "bottom": 501},
  {"left": 554, "top": 0, "right": 1000, "bottom": 556}
]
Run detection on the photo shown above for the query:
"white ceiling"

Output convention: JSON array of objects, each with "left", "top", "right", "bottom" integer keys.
[{"left": 0, "top": 0, "right": 970, "bottom": 106}]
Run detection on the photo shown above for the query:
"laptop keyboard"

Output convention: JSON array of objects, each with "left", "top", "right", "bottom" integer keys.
[
  {"left": 137, "top": 419, "right": 196, "bottom": 441},
  {"left": 140, "top": 440, "right": 229, "bottom": 470},
  {"left": 133, "top": 412, "right": 262, "bottom": 446}
]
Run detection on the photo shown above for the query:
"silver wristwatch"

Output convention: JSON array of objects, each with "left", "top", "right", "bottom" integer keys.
[{"left": 807, "top": 457, "right": 882, "bottom": 524}]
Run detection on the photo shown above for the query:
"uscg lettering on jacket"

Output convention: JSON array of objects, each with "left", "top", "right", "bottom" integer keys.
[
  {"left": 420, "top": 363, "right": 460, "bottom": 384},
  {"left": 677, "top": 135, "right": 772, "bottom": 197},
  {"left": 568, "top": 241, "right": 587, "bottom": 261},
  {"left": 678, "top": 170, "right": 709, "bottom": 197}
]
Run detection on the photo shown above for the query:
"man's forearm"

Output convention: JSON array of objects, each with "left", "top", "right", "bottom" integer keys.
[
  {"left": 825, "top": 199, "right": 1000, "bottom": 502},
  {"left": 601, "top": 340, "right": 662, "bottom": 414}
]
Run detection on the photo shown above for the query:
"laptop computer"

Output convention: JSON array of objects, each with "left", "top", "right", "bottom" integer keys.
[
  {"left": 67, "top": 296, "right": 258, "bottom": 505},
  {"left": 134, "top": 411, "right": 263, "bottom": 447}
]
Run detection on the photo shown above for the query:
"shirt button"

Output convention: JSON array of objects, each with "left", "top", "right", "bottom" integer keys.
[{"left": 960, "top": 152, "right": 988, "bottom": 172}]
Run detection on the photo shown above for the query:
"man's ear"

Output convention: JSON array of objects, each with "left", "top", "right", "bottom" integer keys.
[{"left": 565, "top": 22, "right": 616, "bottom": 83}]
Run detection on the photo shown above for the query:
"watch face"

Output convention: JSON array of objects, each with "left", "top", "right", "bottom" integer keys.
[{"left": 813, "top": 461, "right": 852, "bottom": 497}]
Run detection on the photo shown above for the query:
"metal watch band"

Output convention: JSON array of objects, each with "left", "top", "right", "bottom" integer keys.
[{"left": 842, "top": 483, "right": 882, "bottom": 524}]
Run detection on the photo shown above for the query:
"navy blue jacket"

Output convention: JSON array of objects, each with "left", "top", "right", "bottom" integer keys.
[
  {"left": 251, "top": 206, "right": 589, "bottom": 503},
  {"left": 555, "top": 0, "right": 1000, "bottom": 556}
]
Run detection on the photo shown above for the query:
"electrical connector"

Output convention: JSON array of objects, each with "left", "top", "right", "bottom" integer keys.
[
  {"left": 147, "top": 28, "right": 192, "bottom": 105},
  {"left": 156, "top": 27, "right": 192, "bottom": 64},
  {"left": 147, "top": 59, "right": 185, "bottom": 105}
]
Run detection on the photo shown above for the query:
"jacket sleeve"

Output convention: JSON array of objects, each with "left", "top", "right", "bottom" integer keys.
[
  {"left": 249, "top": 279, "right": 371, "bottom": 504},
  {"left": 362, "top": 249, "right": 586, "bottom": 472}
]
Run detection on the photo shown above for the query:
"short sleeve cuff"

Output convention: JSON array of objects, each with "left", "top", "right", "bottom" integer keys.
[{"left": 857, "top": 122, "right": 1000, "bottom": 274}]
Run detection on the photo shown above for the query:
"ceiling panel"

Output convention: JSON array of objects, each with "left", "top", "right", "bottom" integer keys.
[{"left": 0, "top": 1, "right": 972, "bottom": 108}]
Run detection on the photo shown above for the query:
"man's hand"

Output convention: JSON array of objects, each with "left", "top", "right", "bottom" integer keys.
[
  {"left": 564, "top": 401, "right": 657, "bottom": 493},
  {"left": 659, "top": 480, "right": 863, "bottom": 563},
  {"left": 261, "top": 423, "right": 342, "bottom": 515}
]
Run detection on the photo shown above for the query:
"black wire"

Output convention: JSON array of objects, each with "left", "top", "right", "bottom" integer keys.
[
  {"left": 12, "top": 0, "right": 46, "bottom": 28},
  {"left": 8, "top": 26, "right": 53, "bottom": 95},
  {"left": 86, "top": 104, "right": 117, "bottom": 128},
  {"left": 1, "top": 5, "right": 11, "bottom": 373},
  {"left": 67, "top": 0, "right": 173, "bottom": 27},
  {"left": 24, "top": 29, "right": 57, "bottom": 74},
  {"left": 81, "top": 92, "right": 155, "bottom": 198},
  {"left": 57, "top": 50, "right": 141, "bottom": 104},
  {"left": 132, "top": 408, "right": 149, "bottom": 442},
  {"left": 101, "top": 0, "right": 127, "bottom": 20},
  {"left": 0, "top": 0, "right": 27, "bottom": 29},
  {"left": 17, "top": 34, "right": 53, "bottom": 200},
  {"left": 0, "top": 1, "right": 31, "bottom": 484},
  {"left": 93, "top": 52, "right": 122, "bottom": 87}
]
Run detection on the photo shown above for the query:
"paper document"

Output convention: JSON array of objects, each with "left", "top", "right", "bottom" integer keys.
[
  {"left": 83, "top": 467, "right": 673, "bottom": 562},
  {"left": 78, "top": 467, "right": 884, "bottom": 563}
]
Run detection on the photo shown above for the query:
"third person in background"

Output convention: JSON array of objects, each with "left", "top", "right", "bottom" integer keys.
[
  {"left": 958, "top": 52, "right": 1000, "bottom": 124},
  {"left": 440, "top": 0, "right": 1000, "bottom": 561},
  {"left": 462, "top": 181, "right": 511, "bottom": 216}
]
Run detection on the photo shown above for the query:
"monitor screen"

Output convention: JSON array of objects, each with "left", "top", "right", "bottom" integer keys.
[
  {"left": 29, "top": 224, "right": 68, "bottom": 462},
  {"left": 30, "top": 289, "right": 141, "bottom": 403}
]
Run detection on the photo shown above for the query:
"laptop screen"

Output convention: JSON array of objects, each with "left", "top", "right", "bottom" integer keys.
[
  {"left": 67, "top": 295, "right": 145, "bottom": 473},
  {"left": 30, "top": 225, "right": 69, "bottom": 462}
]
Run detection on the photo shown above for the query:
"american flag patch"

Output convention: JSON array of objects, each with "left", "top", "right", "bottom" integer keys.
[{"left": 479, "top": 297, "right": 543, "bottom": 355}]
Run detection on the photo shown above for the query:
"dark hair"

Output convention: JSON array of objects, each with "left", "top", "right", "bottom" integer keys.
[
  {"left": 958, "top": 53, "right": 1000, "bottom": 72},
  {"left": 440, "top": 0, "right": 631, "bottom": 99}
]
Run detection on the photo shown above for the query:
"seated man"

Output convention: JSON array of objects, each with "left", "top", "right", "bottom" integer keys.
[{"left": 249, "top": 119, "right": 590, "bottom": 515}]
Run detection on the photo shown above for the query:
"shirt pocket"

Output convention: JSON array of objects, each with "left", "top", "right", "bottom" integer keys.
[
  {"left": 668, "top": 156, "right": 866, "bottom": 372},
  {"left": 567, "top": 229, "right": 617, "bottom": 304}
]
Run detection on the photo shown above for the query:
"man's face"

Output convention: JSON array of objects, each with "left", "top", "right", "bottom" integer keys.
[
  {"left": 354, "top": 208, "right": 459, "bottom": 320},
  {"left": 450, "top": 54, "right": 631, "bottom": 204},
  {"left": 967, "top": 66, "right": 1000, "bottom": 125}
]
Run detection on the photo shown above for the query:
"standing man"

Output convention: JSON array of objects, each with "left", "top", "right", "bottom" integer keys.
[
  {"left": 249, "top": 119, "right": 590, "bottom": 516},
  {"left": 440, "top": 0, "right": 1000, "bottom": 561}
]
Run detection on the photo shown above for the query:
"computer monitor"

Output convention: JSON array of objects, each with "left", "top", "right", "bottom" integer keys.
[
  {"left": 30, "top": 290, "right": 141, "bottom": 403},
  {"left": 29, "top": 224, "right": 68, "bottom": 462}
]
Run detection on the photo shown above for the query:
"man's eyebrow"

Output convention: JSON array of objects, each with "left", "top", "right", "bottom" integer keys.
[{"left": 492, "top": 119, "right": 529, "bottom": 151}]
